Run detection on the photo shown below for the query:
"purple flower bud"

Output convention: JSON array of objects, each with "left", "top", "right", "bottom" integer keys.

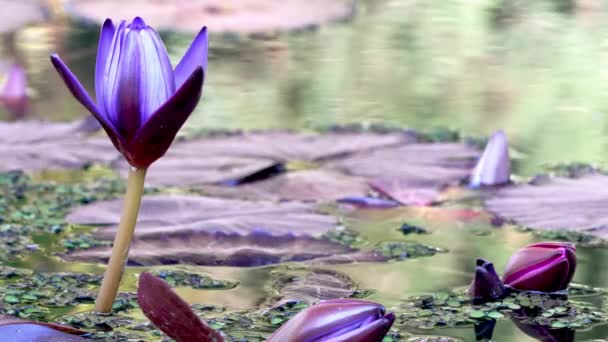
[
  {"left": 470, "top": 130, "right": 511, "bottom": 188},
  {"left": 267, "top": 299, "right": 395, "bottom": 342},
  {"left": 50, "top": 17, "right": 207, "bottom": 168},
  {"left": 0, "top": 64, "right": 28, "bottom": 118},
  {"left": 503, "top": 242, "right": 576, "bottom": 292},
  {"left": 467, "top": 258, "right": 506, "bottom": 302}
]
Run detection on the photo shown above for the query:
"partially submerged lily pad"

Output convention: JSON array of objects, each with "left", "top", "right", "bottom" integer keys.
[
  {"left": 486, "top": 173, "right": 608, "bottom": 238},
  {"left": 64, "top": 230, "right": 355, "bottom": 267},
  {"left": 0, "top": 121, "right": 117, "bottom": 172},
  {"left": 204, "top": 169, "right": 370, "bottom": 202},
  {"left": 67, "top": 195, "right": 337, "bottom": 239},
  {"left": 115, "top": 131, "right": 410, "bottom": 189},
  {"left": 65, "top": 0, "right": 357, "bottom": 34},
  {"left": 268, "top": 268, "right": 357, "bottom": 305},
  {"left": 65, "top": 194, "right": 366, "bottom": 266},
  {"left": 329, "top": 143, "right": 479, "bottom": 205}
]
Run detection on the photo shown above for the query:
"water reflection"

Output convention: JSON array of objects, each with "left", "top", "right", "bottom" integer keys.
[{"left": 474, "top": 316, "right": 576, "bottom": 342}]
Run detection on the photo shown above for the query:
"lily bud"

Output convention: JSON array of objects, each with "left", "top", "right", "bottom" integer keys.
[
  {"left": 470, "top": 130, "right": 511, "bottom": 188},
  {"left": 51, "top": 17, "right": 207, "bottom": 168},
  {"left": 467, "top": 258, "right": 506, "bottom": 302},
  {"left": 0, "top": 64, "right": 28, "bottom": 118},
  {"left": 503, "top": 242, "right": 576, "bottom": 292},
  {"left": 267, "top": 299, "right": 395, "bottom": 342}
]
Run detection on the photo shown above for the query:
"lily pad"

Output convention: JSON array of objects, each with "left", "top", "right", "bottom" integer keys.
[
  {"left": 115, "top": 131, "right": 410, "bottom": 189},
  {"left": 63, "top": 230, "right": 355, "bottom": 267},
  {"left": 0, "top": 121, "right": 117, "bottom": 172},
  {"left": 65, "top": 0, "right": 357, "bottom": 34},
  {"left": 268, "top": 268, "right": 356, "bottom": 305},
  {"left": 64, "top": 194, "right": 366, "bottom": 266},
  {"left": 329, "top": 143, "right": 479, "bottom": 205},
  {"left": 67, "top": 195, "right": 337, "bottom": 239},
  {"left": 486, "top": 173, "right": 608, "bottom": 238},
  {"left": 204, "top": 169, "right": 370, "bottom": 202}
]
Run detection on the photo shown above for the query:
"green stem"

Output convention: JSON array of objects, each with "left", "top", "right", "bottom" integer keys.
[{"left": 95, "top": 167, "right": 147, "bottom": 313}]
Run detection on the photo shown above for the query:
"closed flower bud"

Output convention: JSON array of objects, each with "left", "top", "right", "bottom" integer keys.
[
  {"left": 267, "top": 299, "right": 395, "bottom": 342},
  {"left": 503, "top": 242, "right": 576, "bottom": 292},
  {"left": 51, "top": 17, "right": 207, "bottom": 168}
]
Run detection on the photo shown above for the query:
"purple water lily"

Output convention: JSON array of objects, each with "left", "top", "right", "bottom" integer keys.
[
  {"left": 470, "top": 130, "right": 511, "bottom": 188},
  {"left": 503, "top": 242, "right": 576, "bottom": 292},
  {"left": 0, "top": 64, "right": 28, "bottom": 118},
  {"left": 50, "top": 17, "right": 207, "bottom": 168},
  {"left": 467, "top": 258, "right": 506, "bottom": 302},
  {"left": 267, "top": 299, "right": 395, "bottom": 342}
]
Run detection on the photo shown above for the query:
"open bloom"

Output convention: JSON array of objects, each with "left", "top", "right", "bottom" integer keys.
[
  {"left": 51, "top": 17, "right": 207, "bottom": 168},
  {"left": 503, "top": 242, "right": 576, "bottom": 292},
  {"left": 470, "top": 130, "right": 511, "bottom": 188},
  {"left": 267, "top": 299, "right": 395, "bottom": 342},
  {"left": 467, "top": 258, "right": 506, "bottom": 302}
]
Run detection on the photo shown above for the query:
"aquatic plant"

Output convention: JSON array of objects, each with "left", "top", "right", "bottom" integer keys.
[
  {"left": 467, "top": 259, "right": 506, "bottom": 302},
  {"left": 470, "top": 130, "right": 511, "bottom": 188},
  {"left": 50, "top": 17, "right": 207, "bottom": 312},
  {"left": 267, "top": 299, "right": 395, "bottom": 342},
  {"left": 503, "top": 242, "right": 576, "bottom": 293},
  {"left": 469, "top": 242, "right": 576, "bottom": 303}
]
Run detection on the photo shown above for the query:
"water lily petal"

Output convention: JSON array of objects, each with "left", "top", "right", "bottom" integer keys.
[
  {"left": 134, "top": 18, "right": 175, "bottom": 120},
  {"left": 103, "top": 20, "right": 127, "bottom": 121},
  {"left": 112, "top": 27, "right": 144, "bottom": 141},
  {"left": 174, "top": 27, "right": 207, "bottom": 89},
  {"left": 95, "top": 18, "right": 115, "bottom": 117},
  {"left": 128, "top": 66, "right": 204, "bottom": 168},
  {"left": 322, "top": 313, "right": 395, "bottom": 342},
  {"left": 470, "top": 130, "right": 511, "bottom": 188},
  {"left": 50, "top": 54, "right": 124, "bottom": 151}
]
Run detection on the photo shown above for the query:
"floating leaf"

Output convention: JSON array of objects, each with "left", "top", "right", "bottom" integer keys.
[
  {"left": 0, "top": 121, "right": 117, "bottom": 172},
  {"left": 486, "top": 174, "right": 608, "bottom": 238}
]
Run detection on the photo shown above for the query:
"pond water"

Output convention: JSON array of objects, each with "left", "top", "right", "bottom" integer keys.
[{"left": 2, "top": 0, "right": 608, "bottom": 341}]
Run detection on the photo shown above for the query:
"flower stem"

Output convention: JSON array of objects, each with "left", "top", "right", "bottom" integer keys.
[{"left": 95, "top": 167, "right": 147, "bottom": 313}]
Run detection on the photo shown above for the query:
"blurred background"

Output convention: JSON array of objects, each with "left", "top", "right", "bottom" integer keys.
[{"left": 2, "top": 0, "right": 608, "bottom": 178}]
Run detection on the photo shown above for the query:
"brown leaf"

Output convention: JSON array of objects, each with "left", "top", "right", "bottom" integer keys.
[{"left": 137, "top": 273, "right": 224, "bottom": 342}]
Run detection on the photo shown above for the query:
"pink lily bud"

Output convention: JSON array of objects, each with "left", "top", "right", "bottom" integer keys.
[
  {"left": 503, "top": 242, "right": 576, "bottom": 292},
  {"left": 267, "top": 299, "right": 395, "bottom": 342}
]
